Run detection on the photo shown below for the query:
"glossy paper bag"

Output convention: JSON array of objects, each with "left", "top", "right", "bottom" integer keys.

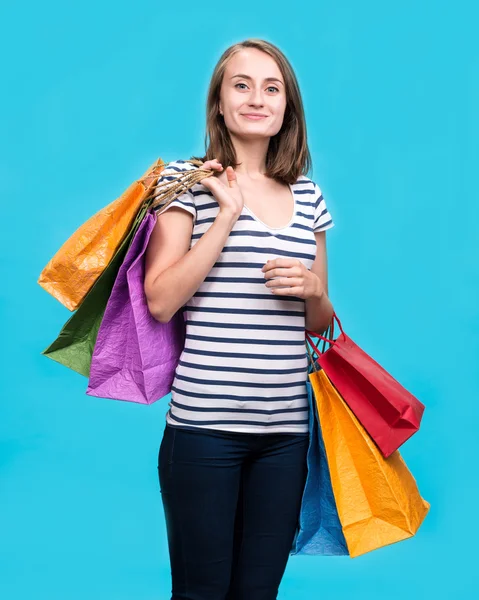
[
  {"left": 86, "top": 211, "right": 185, "bottom": 404},
  {"left": 41, "top": 203, "right": 151, "bottom": 376},
  {"left": 290, "top": 379, "right": 349, "bottom": 556},
  {"left": 311, "top": 367, "right": 430, "bottom": 558},
  {"left": 306, "top": 314, "right": 425, "bottom": 457},
  {"left": 38, "top": 158, "right": 165, "bottom": 311}
]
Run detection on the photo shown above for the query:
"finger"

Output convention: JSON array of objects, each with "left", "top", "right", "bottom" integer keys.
[
  {"left": 267, "top": 277, "right": 303, "bottom": 288},
  {"left": 201, "top": 174, "right": 225, "bottom": 191},
  {"left": 203, "top": 159, "right": 223, "bottom": 171},
  {"left": 264, "top": 267, "right": 296, "bottom": 278},
  {"left": 226, "top": 166, "right": 238, "bottom": 187},
  {"left": 266, "top": 266, "right": 299, "bottom": 277},
  {"left": 271, "top": 286, "right": 304, "bottom": 296}
]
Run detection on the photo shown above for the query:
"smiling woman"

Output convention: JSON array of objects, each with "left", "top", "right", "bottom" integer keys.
[{"left": 145, "top": 38, "right": 336, "bottom": 600}]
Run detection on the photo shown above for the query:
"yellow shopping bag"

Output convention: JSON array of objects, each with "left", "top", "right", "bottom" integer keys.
[
  {"left": 310, "top": 367, "right": 430, "bottom": 558},
  {"left": 37, "top": 158, "right": 166, "bottom": 311}
]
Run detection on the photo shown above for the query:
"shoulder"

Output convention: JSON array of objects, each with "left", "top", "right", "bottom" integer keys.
[
  {"left": 155, "top": 159, "right": 200, "bottom": 199},
  {"left": 293, "top": 174, "right": 319, "bottom": 200},
  {"left": 302, "top": 175, "right": 326, "bottom": 202},
  {"left": 303, "top": 175, "right": 334, "bottom": 232},
  {"left": 158, "top": 159, "right": 198, "bottom": 179},
  {"left": 152, "top": 159, "right": 199, "bottom": 216}
]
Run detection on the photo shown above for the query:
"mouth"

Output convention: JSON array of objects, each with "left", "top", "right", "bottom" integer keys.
[{"left": 241, "top": 114, "right": 268, "bottom": 120}]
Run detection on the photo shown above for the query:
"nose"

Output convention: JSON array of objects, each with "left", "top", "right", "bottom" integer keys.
[{"left": 248, "top": 86, "right": 264, "bottom": 107}]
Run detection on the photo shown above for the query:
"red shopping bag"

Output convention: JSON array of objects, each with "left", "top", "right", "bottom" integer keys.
[{"left": 306, "top": 313, "right": 425, "bottom": 458}]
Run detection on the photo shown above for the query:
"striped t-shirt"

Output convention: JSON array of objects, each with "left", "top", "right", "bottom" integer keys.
[{"left": 152, "top": 159, "right": 334, "bottom": 435}]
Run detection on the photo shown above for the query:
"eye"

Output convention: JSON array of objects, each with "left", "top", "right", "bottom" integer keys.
[{"left": 234, "top": 83, "right": 280, "bottom": 93}]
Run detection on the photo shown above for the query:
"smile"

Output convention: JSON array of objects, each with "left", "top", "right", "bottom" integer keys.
[{"left": 241, "top": 114, "right": 268, "bottom": 120}]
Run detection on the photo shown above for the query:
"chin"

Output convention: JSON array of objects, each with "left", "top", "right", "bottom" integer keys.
[
  {"left": 230, "top": 123, "right": 275, "bottom": 138},
  {"left": 235, "top": 131, "right": 272, "bottom": 141}
]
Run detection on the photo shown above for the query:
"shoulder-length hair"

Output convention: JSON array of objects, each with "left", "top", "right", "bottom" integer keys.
[{"left": 191, "top": 38, "right": 313, "bottom": 186}]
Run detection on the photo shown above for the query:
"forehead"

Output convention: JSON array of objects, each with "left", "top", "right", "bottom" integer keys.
[{"left": 225, "top": 48, "right": 282, "bottom": 79}]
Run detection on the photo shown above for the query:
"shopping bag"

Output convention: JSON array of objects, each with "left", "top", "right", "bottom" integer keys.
[
  {"left": 310, "top": 364, "right": 430, "bottom": 558},
  {"left": 38, "top": 158, "right": 166, "bottom": 311},
  {"left": 290, "top": 378, "right": 349, "bottom": 556},
  {"left": 86, "top": 210, "right": 185, "bottom": 404},
  {"left": 306, "top": 313, "right": 425, "bottom": 457},
  {"left": 41, "top": 203, "right": 151, "bottom": 376},
  {"left": 41, "top": 159, "right": 214, "bottom": 377}
]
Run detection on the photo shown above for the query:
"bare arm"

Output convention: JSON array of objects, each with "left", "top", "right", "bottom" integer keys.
[
  {"left": 144, "top": 208, "right": 238, "bottom": 322},
  {"left": 144, "top": 161, "right": 244, "bottom": 323},
  {"left": 305, "top": 230, "right": 334, "bottom": 334}
]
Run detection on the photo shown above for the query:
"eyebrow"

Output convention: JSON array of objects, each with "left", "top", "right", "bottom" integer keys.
[{"left": 230, "top": 73, "right": 284, "bottom": 85}]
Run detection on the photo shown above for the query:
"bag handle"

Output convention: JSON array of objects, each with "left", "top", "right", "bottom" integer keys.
[
  {"left": 305, "top": 333, "right": 319, "bottom": 374},
  {"left": 305, "top": 314, "right": 335, "bottom": 373},
  {"left": 306, "top": 333, "right": 326, "bottom": 364},
  {"left": 305, "top": 312, "right": 344, "bottom": 360},
  {"left": 144, "top": 158, "right": 216, "bottom": 212},
  {"left": 306, "top": 312, "right": 344, "bottom": 345}
]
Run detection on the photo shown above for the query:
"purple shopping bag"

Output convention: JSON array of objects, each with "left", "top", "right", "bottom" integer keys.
[{"left": 86, "top": 210, "right": 185, "bottom": 404}]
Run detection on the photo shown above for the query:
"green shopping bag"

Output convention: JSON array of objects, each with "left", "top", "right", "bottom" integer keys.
[{"left": 41, "top": 204, "right": 150, "bottom": 376}]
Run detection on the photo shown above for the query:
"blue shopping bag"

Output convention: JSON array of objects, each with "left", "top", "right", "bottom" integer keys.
[{"left": 290, "top": 379, "right": 348, "bottom": 556}]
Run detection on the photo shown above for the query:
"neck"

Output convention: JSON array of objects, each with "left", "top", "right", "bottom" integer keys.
[{"left": 229, "top": 133, "right": 270, "bottom": 179}]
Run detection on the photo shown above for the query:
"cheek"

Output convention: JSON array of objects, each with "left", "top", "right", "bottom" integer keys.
[
  {"left": 221, "top": 89, "right": 242, "bottom": 110},
  {"left": 228, "top": 99, "right": 246, "bottom": 114},
  {"left": 267, "top": 110, "right": 287, "bottom": 133},
  {"left": 266, "top": 97, "right": 286, "bottom": 118},
  {"left": 272, "top": 101, "right": 287, "bottom": 120}
]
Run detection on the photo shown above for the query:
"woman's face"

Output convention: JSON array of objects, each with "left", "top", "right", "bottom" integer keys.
[{"left": 218, "top": 48, "right": 287, "bottom": 141}]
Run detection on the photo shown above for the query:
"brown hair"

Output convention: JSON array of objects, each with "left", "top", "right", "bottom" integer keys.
[{"left": 190, "top": 38, "right": 313, "bottom": 186}]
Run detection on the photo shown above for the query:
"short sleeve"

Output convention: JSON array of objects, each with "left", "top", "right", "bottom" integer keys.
[
  {"left": 152, "top": 160, "right": 197, "bottom": 219},
  {"left": 312, "top": 181, "right": 334, "bottom": 233}
]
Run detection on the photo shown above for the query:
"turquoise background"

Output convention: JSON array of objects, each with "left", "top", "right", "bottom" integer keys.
[{"left": 1, "top": 0, "right": 477, "bottom": 598}]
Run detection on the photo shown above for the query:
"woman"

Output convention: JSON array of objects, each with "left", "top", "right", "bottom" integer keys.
[{"left": 144, "top": 38, "right": 335, "bottom": 600}]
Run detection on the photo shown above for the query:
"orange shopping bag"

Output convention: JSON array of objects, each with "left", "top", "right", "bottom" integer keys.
[
  {"left": 37, "top": 158, "right": 166, "bottom": 311},
  {"left": 310, "top": 365, "right": 430, "bottom": 558}
]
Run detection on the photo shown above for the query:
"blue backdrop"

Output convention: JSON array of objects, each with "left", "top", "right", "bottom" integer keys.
[{"left": 1, "top": 1, "right": 477, "bottom": 598}]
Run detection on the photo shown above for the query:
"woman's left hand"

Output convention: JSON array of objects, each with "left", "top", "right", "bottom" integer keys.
[{"left": 261, "top": 258, "right": 324, "bottom": 300}]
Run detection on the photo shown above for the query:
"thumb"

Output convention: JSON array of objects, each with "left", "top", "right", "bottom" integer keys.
[{"left": 225, "top": 166, "right": 238, "bottom": 188}]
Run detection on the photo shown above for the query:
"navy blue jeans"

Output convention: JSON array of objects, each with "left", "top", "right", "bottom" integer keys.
[{"left": 157, "top": 423, "right": 309, "bottom": 600}]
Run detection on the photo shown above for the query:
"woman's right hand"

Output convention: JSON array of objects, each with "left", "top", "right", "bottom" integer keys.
[{"left": 200, "top": 159, "right": 244, "bottom": 218}]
